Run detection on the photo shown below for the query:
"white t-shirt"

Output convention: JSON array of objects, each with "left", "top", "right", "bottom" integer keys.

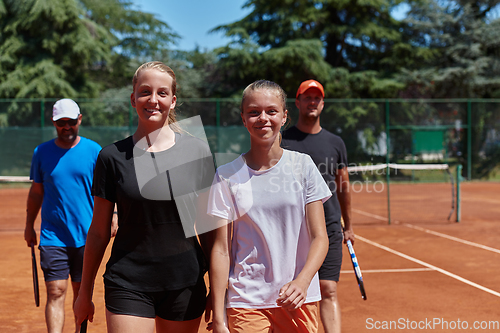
[{"left": 208, "top": 149, "right": 332, "bottom": 309}]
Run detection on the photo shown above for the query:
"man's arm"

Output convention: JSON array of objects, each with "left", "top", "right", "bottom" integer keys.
[
  {"left": 335, "top": 168, "right": 355, "bottom": 243},
  {"left": 24, "top": 182, "right": 44, "bottom": 247}
]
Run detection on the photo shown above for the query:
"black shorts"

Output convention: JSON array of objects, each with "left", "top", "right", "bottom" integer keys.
[
  {"left": 39, "top": 246, "right": 85, "bottom": 282},
  {"left": 104, "top": 278, "right": 207, "bottom": 321},
  {"left": 318, "top": 229, "right": 343, "bottom": 282}
]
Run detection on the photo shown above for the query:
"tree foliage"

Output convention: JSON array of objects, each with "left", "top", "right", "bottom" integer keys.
[
  {"left": 215, "top": 0, "right": 410, "bottom": 71},
  {"left": 211, "top": 0, "right": 425, "bottom": 98},
  {"left": 212, "top": 39, "right": 334, "bottom": 97},
  {"left": 0, "top": 0, "right": 177, "bottom": 99},
  {"left": 80, "top": 0, "right": 178, "bottom": 58},
  {"left": 0, "top": 0, "right": 111, "bottom": 98},
  {"left": 397, "top": 0, "right": 500, "bottom": 178},
  {"left": 398, "top": 0, "right": 500, "bottom": 98},
  {"left": 166, "top": 48, "right": 221, "bottom": 99},
  {"left": 79, "top": 0, "right": 179, "bottom": 89}
]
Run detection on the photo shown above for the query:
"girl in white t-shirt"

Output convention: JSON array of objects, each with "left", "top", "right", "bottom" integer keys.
[{"left": 208, "top": 80, "right": 331, "bottom": 333}]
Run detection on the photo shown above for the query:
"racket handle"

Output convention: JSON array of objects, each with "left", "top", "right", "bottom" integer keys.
[{"left": 30, "top": 242, "right": 40, "bottom": 307}]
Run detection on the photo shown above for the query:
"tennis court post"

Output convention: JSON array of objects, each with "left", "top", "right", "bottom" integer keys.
[
  {"left": 456, "top": 164, "right": 462, "bottom": 222},
  {"left": 385, "top": 100, "right": 391, "bottom": 225}
]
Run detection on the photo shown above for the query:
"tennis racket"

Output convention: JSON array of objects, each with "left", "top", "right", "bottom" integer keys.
[
  {"left": 30, "top": 242, "right": 40, "bottom": 307},
  {"left": 346, "top": 240, "right": 367, "bottom": 300},
  {"left": 80, "top": 319, "right": 88, "bottom": 333}
]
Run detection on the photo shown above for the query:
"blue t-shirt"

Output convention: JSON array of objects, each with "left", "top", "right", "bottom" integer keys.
[{"left": 30, "top": 137, "right": 101, "bottom": 247}]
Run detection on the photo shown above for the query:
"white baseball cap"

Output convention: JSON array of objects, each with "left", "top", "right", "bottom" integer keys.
[{"left": 52, "top": 99, "right": 80, "bottom": 121}]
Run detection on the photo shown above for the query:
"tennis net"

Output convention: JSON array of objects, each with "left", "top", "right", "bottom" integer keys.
[
  {"left": 1, "top": 164, "right": 460, "bottom": 225},
  {"left": 347, "top": 163, "right": 459, "bottom": 225}
]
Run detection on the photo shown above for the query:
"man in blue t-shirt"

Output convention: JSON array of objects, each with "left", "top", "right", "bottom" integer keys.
[
  {"left": 281, "top": 80, "right": 355, "bottom": 333},
  {"left": 24, "top": 98, "right": 101, "bottom": 333}
]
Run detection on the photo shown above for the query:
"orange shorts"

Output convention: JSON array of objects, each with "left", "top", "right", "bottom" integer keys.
[{"left": 227, "top": 302, "right": 319, "bottom": 333}]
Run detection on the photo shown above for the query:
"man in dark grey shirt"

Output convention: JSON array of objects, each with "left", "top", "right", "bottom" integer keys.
[{"left": 281, "top": 80, "right": 355, "bottom": 333}]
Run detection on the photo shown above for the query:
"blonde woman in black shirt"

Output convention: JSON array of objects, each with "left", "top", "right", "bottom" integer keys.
[{"left": 74, "top": 61, "right": 214, "bottom": 333}]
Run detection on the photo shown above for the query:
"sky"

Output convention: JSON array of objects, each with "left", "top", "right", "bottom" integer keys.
[
  {"left": 132, "top": 0, "right": 410, "bottom": 51},
  {"left": 132, "top": 0, "right": 252, "bottom": 51}
]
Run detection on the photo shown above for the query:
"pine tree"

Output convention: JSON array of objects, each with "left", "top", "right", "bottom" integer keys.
[
  {"left": 0, "top": 0, "right": 111, "bottom": 98},
  {"left": 399, "top": 0, "right": 500, "bottom": 98},
  {"left": 210, "top": 0, "right": 424, "bottom": 98},
  {"left": 0, "top": 0, "right": 178, "bottom": 98},
  {"left": 398, "top": 0, "right": 500, "bottom": 179}
]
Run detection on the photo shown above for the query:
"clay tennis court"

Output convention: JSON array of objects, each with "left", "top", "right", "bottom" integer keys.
[{"left": 1, "top": 182, "right": 499, "bottom": 332}]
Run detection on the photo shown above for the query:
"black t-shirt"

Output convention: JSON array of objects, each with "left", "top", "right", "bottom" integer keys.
[
  {"left": 281, "top": 126, "right": 348, "bottom": 232},
  {"left": 92, "top": 133, "right": 215, "bottom": 291}
]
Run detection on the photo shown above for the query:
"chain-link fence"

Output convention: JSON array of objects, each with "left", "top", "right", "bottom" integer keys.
[{"left": 1, "top": 98, "right": 499, "bottom": 181}]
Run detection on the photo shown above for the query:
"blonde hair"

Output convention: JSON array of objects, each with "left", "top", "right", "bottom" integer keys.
[
  {"left": 132, "top": 61, "right": 181, "bottom": 132},
  {"left": 240, "top": 80, "right": 287, "bottom": 113}
]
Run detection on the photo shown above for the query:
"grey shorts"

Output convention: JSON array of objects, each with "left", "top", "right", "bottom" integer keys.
[{"left": 39, "top": 246, "right": 85, "bottom": 282}]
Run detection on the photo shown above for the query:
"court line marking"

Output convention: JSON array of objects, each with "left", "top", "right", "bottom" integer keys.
[
  {"left": 341, "top": 268, "right": 434, "bottom": 274},
  {"left": 357, "top": 235, "right": 500, "bottom": 298},
  {"left": 403, "top": 223, "right": 500, "bottom": 255},
  {"left": 353, "top": 208, "right": 500, "bottom": 255},
  {"left": 353, "top": 208, "right": 387, "bottom": 221}
]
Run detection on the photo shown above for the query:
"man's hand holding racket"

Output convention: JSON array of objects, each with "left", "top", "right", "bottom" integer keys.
[
  {"left": 343, "top": 226, "right": 355, "bottom": 245},
  {"left": 24, "top": 226, "right": 37, "bottom": 248}
]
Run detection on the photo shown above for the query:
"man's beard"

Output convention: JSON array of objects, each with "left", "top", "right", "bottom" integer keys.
[{"left": 59, "top": 129, "right": 77, "bottom": 143}]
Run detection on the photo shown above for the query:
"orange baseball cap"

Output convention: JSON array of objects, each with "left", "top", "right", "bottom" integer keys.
[{"left": 296, "top": 79, "right": 324, "bottom": 98}]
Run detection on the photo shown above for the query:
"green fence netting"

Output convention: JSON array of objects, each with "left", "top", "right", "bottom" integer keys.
[{"left": 0, "top": 98, "right": 499, "bottom": 180}]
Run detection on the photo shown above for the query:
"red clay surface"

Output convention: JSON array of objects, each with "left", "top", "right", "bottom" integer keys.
[{"left": 1, "top": 183, "right": 499, "bottom": 332}]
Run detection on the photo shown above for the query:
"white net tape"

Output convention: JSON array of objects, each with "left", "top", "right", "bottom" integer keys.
[
  {"left": 0, "top": 176, "right": 31, "bottom": 182},
  {"left": 0, "top": 164, "right": 450, "bottom": 182},
  {"left": 347, "top": 163, "right": 449, "bottom": 173}
]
